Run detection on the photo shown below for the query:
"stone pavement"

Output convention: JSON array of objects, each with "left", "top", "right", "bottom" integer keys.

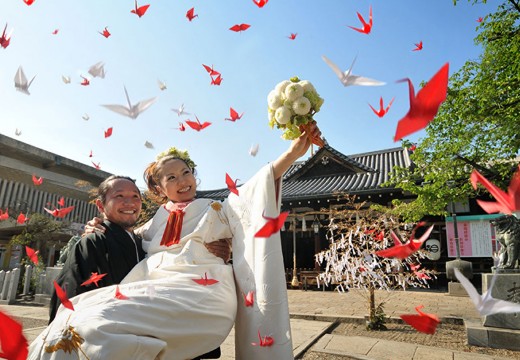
[{"left": 1, "top": 288, "right": 518, "bottom": 359}]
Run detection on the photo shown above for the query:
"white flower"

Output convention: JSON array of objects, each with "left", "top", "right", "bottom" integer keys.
[
  {"left": 292, "top": 96, "right": 311, "bottom": 115},
  {"left": 284, "top": 83, "right": 304, "bottom": 101},
  {"left": 275, "top": 80, "right": 291, "bottom": 95},
  {"left": 267, "top": 90, "right": 283, "bottom": 110},
  {"left": 298, "top": 80, "right": 316, "bottom": 93},
  {"left": 275, "top": 106, "right": 292, "bottom": 125}
]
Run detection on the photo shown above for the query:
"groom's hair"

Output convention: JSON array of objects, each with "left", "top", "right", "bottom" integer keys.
[{"left": 97, "top": 175, "right": 140, "bottom": 204}]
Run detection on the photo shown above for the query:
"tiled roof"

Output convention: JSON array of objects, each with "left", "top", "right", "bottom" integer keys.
[{"left": 196, "top": 146, "right": 411, "bottom": 200}]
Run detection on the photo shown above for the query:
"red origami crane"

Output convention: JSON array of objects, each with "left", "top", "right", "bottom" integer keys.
[
  {"left": 57, "top": 196, "right": 65, "bottom": 207},
  {"left": 230, "top": 24, "right": 251, "bottom": 32},
  {"left": 400, "top": 305, "right": 440, "bottom": 334},
  {"left": 51, "top": 29, "right": 59, "bottom": 35},
  {"left": 43, "top": 205, "right": 75, "bottom": 218},
  {"left": 0, "top": 308, "right": 28, "bottom": 360},
  {"left": 225, "top": 107, "right": 243, "bottom": 122},
  {"left": 288, "top": 33, "right": 297, "bottom": 40},
  {"left": 202, "top": 64, "right": 220, "bottom": 77},
  {"left": 25, "top": 246, "right": 39, "bottom": 265},
  {"left": 254, "top": 211, "right": 289, "bottom": 238},
  {"left": 470, "top": 164, "right": 520, "bottom": 214},
  {"left": 53, "top": 280, "right": 74, "bottom": 311},
  {"left": 0, "top": 208, "right": 8, "bottom": 221},
  {"left": 410, "top": 263, "right": 431, "bottom": 280},
  {"left": 185, "top": 116, "right": 211, "bottom": 131},
  {"left": 131, "top": 0, "right": 150, "bottom": 17},
  {"left": 413, "top": 41, "right": 423, "bottom": 51},
  {"left": 186, "top": 7, "right": 198, "bottom": 21},
  {"left": 225, "top": 173, "right": 239, "bottom": 196},
  {"left": 348, "top": 5, "right": 372, "bottom": 34},
  {"left": 243, "top": 290, "right": 254, "bottom": 307},
  {"left": 17, "top": 212, "right": 28, "bottom": 224},
  {"left": 251, "top": 330, "right": 274, "bottom": 347},
  {"left": 393, "top": 63, "right": 449, "bottom": 141},
  {"left": 252, "top": 0, "right": 268, "bottom": 8},
  {"left": 92, "top": 161, "right": 101, "bottom": 170},
  {"left": 80, "top": 75, "right": 90, "bottom": 86},
  {"left": 24, "top": 0, "right": 35, "bottom": 5},
  {"left": 211, "top": 74, "right": 223, "bottom": 85},
  {"left": 81, "top": 272, "right": 107, "bottom": 287},
  {"left": 375, "top": 224, "right": 434, "bottom": 259},
  {"left": 0, "top": 23, "right": 12, "bottom": 49},
  {"left": 104, "top": 127, "right": 113, "bottom": 138},
  {"left": 32, "top": 174, "right": 43, "bottom": 186},
  {"left": 99, "top": 26, "right": 111, "bottom": 38},
  {"left": 477, "top": 17, "right": 483, "bottom": 22},
  {"left": 115, "top": 285, "right": 129, "bottom": 300},
  {"left": 192, "top": 272, "right": 219, "bottom": 286},
  {"left": 369, "top": 97, "right": 395, "bottom": 118}
]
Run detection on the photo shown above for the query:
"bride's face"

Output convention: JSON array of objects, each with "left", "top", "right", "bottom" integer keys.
[{"left": 156, "top": 159, "right": 197, "bottom": 203}]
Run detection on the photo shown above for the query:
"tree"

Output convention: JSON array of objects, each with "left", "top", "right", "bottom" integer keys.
[
  {"left": 9, "top": 213, "right": 65, "bottom": 294},
  {"left": 388, "top": 1, "right": 520, "bottom": 222},
  {"left": 316, "top": 196, "right": 436, "bottom": 330}
]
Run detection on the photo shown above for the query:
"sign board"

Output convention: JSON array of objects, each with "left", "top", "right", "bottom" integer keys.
[{"left": 445, "top": 214, "right": 502, "bottom": 258}]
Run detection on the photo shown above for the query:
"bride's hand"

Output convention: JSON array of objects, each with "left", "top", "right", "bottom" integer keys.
[{"left": 83, "top": 217, "right": 105, "bottom": 236}]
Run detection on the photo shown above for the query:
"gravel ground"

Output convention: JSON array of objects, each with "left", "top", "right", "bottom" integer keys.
[{"left": 301, "top": 322, "right": 520, "bottom": 360}]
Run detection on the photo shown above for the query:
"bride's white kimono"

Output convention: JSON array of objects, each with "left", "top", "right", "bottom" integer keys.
[{"left": 29, "top": 164, "right": 293, "bottom": 360}]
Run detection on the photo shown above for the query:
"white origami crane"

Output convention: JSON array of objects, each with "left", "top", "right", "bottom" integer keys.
[
  {"left": 15, "top": 128, "right": 22, "bottom": 136},
  {"left": 62, "top": 75, "right": 71, "bottom": 84},
  {"left": 171, "top": 103, "right": 190, "bottom": 117},
  {"left": 158, "top": 79, "right": 167, "bottom": 91},
  {"left": 321, "top": 55, "right": 385, "bottom": 87},
  {"left": 82, "top": 113, "right": 90, "bottom": 121},
  {"left": 101, "top": 86, "right": 156, "bottom": 119},
  {"left": 249, "top": 143, "right": 259, "bottom": 157},
  {"left": 144, "top": 141, "right": 154, "bottom": 149},
  {"left": 454, "top": 268, "right": 520, "bottom": 316},
  {"left": 14, "top": 66, "right": 36, "bottom": 95},
  {"left": 88, "top": 61, "right": 106, "bottom": 79}
]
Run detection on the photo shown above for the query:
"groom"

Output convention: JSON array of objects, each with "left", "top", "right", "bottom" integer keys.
[{"left": 49, "top": 175, "right": 227, "bottom": 359}]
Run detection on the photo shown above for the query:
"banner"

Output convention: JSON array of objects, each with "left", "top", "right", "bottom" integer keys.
[{"left": 445, "top": 214, "right": 502, "bottom": 258}]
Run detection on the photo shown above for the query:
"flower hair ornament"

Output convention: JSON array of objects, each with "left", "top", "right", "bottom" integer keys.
[{"left": 156, "top": 147, "right": 197, "bottom": 170}]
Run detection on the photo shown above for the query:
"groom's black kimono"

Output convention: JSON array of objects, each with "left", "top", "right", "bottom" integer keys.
[{"left": 49, "top": 220, "right": 146, "bottom": 322}]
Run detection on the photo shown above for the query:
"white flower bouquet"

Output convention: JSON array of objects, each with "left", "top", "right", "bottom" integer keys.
[{"left": 267, "top": 76, "right": 325, "bottom": 147}]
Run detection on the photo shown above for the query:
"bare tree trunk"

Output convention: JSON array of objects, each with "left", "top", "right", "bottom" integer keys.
[{"left": 369, "top": 285, "right": 375, "bottom": 323}]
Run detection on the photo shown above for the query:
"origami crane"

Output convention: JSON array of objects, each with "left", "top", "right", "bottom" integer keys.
[
  {"left": 25, "top": 246, "right": 39, "bottom": 265},
  {"left": 172, "top": 103, "right": 190, "bottom": 116},
  {"left": 0, "top": 23, "right": 13, "bottom": 49},
  {"left": 15, "top": 128, "right": 22, "bottom": 136},
  {"left": 369, "top": 97, "right": 395, "bottom": 118},
  {"left": 53, "top": 281, "right": 74, "bottom": 311},
  {"left": 413, "top": 41, "right": 423, "bottom": 51},
  {"left": 14, "top": 66, "right": 36, "bottom": 95},
  {"left": 62, "top": 75, "right": 71, "bottom": 84},
  {"left": 375, "top": 224, "right": 434, "bottom": 259},
  {"left": 88, "top": 61, "right": 106, "bottom": 78},
  {"left": 0, "top": 309, "right": 28, "bottom": 360},
  {"left": 43, "top": 205, "right": 75, "bottom": 218},
  {"left": 393, "top": 63, "right": 449, "bottom": 141},
  {"left": 144, "top": 141, "right": 154, "bottom": 149},
  {"left": 157, "top": 79, "right": 167, "bottom": 90},
  {"left": 455, "top": 268, "right": 520, "bottom": 316},
  {"left": 348, "top": 5, "right": 373, "bottom": 34},
  {"left": 400, "top": 305, "right": 440, "bottom": 334},
  {"left": 80, "top": 272, "right": 107, "bottom": 287},
  {"left": 131, "top": 0, "right": 150, "bottom": 17},
  {"left": 470, "top": 164, "right": 520, "bottom": 214},
  {"left": 254, "top": 211, "right": 289, "bottom": 238},
  {"left": 252, "top": 0, "right": 268, "bottom": 8},
  {"left": 225, "top": 107, "right": 243, "bottom": 121},
  {"left": 225, "top": 173, "right": 239, "bottom": 196},
  {"left": 322, "top": 55, "right": 385, "bottom": 87},
  {"left": 288, "top": 33, "right": 297, "bottom": 40},
  {"left": 99, "top": 27, "right": 111, "bottom": 38},
  {"left": 249, "top": 143, "right": 259, "bottom": 157},
  {"left": 101, "top": 86, "right": 156, "bottom": 119},
  {"left": 186, "top": 7, "right": 198, "bottom": 21}
]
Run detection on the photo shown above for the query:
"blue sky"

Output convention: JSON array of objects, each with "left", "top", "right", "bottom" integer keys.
[{"left": 0, "top": 1, "right": 493, "bottom": 191}]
